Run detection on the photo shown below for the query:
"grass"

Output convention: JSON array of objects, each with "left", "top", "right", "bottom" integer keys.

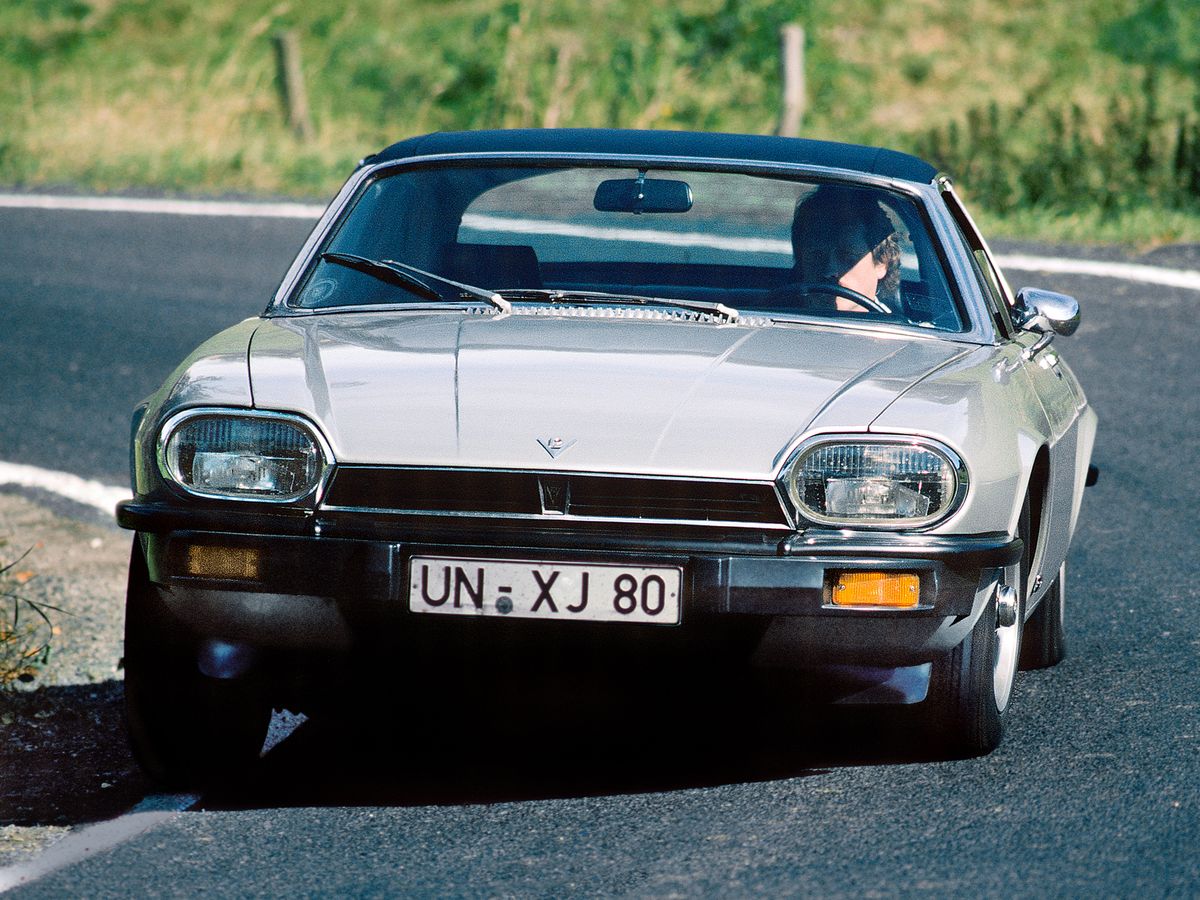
[
  {"left": 0, "top": 544, "right": 58, "bottom": 689},
  {"left": 975, "top": 205, "right": 1200, "bottom": 249},
  {"left": 3, "top": 0, "right": 1200, "bottom": 243}
]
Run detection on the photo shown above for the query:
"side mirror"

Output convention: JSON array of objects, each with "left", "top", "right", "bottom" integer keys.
[{"left": 1015, "top": 287, "right": 1080, "bottom": 336}]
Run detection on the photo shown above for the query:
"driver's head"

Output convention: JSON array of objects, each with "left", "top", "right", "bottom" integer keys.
[{"left": 791, "top": 185, "right": 901, "bottom": 302}]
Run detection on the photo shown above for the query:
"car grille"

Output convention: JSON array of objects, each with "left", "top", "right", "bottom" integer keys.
[{"left": 321, "top": 467, "right": 791, "bottom": 529}]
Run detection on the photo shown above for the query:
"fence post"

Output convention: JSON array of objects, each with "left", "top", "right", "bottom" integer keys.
[
  {"left": 778, "top": 24, "right": 805, "bottom": 138},
  {"left": 273, "top": 29, "right": 314, "bottom": 141}
]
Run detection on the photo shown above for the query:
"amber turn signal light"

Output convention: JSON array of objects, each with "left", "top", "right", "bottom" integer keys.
[
  {"left": 831, "top": 571, "right": 920, "bottom": 608},
  {"left": 185, "top": 545, "right": 261, "bottom": 580}
]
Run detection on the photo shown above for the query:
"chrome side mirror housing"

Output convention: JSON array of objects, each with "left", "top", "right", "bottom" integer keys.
[{"left": 1015, "top": 287, "right": 1080, "bottom": 336}]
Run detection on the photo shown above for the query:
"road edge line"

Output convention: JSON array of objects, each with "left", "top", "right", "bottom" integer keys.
[
  {"left": 0, "top": 462, "right": 129, "bottom": 517},
  {"left": 0, "top": 192, "right": 325, "bottom": 219},
  {"left": 0, "top": 794, "right": 198, "bottom": 893}
]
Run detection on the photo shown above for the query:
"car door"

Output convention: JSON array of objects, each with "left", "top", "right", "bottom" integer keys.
[{"left": 940, "top": 184, "right": 1082, "bottom": 602}]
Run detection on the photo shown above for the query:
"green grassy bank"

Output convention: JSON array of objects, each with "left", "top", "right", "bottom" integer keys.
[{"left": 4, "top": 0, "right": 1200, "bottom": 243}]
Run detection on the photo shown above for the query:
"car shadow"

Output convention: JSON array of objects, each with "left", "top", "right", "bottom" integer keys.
[
  {"left": 0, "top": 679, "right": 948, "bottom": 826},
  {"left": 199, "top": 685, "right": 933, "bottom": 812},
  {"left": 0, "top": 680, "right": 152, "bottom": 828}
]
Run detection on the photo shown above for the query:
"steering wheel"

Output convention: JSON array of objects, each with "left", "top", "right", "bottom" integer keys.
[{"left": 790, "top": 282, "right": 893, "bottom": 315}]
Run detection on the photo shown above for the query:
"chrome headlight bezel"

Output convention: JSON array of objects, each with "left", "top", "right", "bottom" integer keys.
[
  {"left": 156, "top": 408, "right": 334, "bottom": 504},
  {"left": 780, "top": 434, "right": 968, "bottom": 530}
]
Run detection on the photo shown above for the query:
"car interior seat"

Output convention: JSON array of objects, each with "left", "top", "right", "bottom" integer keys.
[{"left": 438, "top": 243, "right": 543, "bottom": 290}]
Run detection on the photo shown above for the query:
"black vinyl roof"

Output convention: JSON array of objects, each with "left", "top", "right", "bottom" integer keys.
[{"left": 369, "top": 129, "right": 938, "bottom": 184}]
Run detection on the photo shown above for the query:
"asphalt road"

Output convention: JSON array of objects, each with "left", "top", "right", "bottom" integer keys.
[
  {"left": 0, "top": 207, "right": 312, "bottom": 485},
  {"left": 3, "top": 206, "right": 1199, "bottom": 896}
]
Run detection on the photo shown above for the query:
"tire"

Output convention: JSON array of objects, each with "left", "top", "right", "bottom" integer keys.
[
  {"left": 1020, "top": 561, "right": 1066, "bottom": 670},
  {"left": 123, "top": 541, "right": 271, "bottom": 787},
  {"left": 924, "top": 499, "right": 1028, "bottom": 756}
]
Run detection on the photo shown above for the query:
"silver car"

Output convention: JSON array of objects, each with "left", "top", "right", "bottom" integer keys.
[{"left": 118, "top": 129, "right": 1096, "bottom": 783}]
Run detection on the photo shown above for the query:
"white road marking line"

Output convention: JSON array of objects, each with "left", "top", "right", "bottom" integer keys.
[
  {"left": 0, "top": 461, "right": 130, "bottom": 515},
  {"left": 0, "top": 795, "right": 197, "bottom": 892},
  {"left": 0, "top": 192, "right": 326, "bottom": 219},
  {"left": 4, "top": 191, "right": 1196, "bottom": 291},
  {"left": 0, "top": 712, "right": 307, "bottom": 889},
  {"left": 0, "top": 712, "right": 306, "bottom": 889},
  {"left": 994, "top": 253, "right": 1200, "bottom": 291}
]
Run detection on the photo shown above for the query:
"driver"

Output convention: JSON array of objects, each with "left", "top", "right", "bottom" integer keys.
[{"left": 776, "top": 184, "right": 902, "bottom": 312}]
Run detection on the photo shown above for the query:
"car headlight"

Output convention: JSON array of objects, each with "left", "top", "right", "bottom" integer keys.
[
  {"left": 158, "top": 410, "right": 331, "bottom": 502},
  {"left": 783, "top": 437, "right": 966, "bottom": 528}
]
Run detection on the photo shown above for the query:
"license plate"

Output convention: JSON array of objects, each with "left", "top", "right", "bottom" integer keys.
[{"left": 408, "top": 556, "right": 682, "bottom": 625}]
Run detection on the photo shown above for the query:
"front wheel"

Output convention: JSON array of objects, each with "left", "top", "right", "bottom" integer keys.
[
  {"left": 925, "top": 580, "right": 1023, "bottom": 756},
  {"left": 1020, "top": 561, "right": 1066, "bottom": 670},
  {"left": 924, "top": 497, "right": 1029, "bottom": 756},
  {"left": 123, "top": 541, "right": 271, "bottom": 787}
]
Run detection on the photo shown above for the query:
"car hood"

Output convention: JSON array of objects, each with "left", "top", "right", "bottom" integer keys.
[{"left": 248, "top": 312, "right": 970, "bottom": 480}]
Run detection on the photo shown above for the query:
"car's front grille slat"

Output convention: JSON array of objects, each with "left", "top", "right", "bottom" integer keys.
[{"left": 323, "top": 467, "right": 789, "bottom": 528}]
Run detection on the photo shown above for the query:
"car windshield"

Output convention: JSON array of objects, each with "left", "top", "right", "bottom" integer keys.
[{"left": 289, "top": 164, "right": 966, "bottom": 332}]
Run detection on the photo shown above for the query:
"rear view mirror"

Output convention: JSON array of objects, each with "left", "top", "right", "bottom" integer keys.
[{"left": 594, "top": 177, "right": 693, "bottom": 214}]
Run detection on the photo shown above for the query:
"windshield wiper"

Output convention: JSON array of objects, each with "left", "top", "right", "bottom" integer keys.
[
  {"left": 322, "top": 253, "right": 441, "bottom": 301},
  {"left": 321, "top": 253, "right": 512, "bottom": 313},
  {"left": 383, "top": 259, "right": 512, "bottom": 313},
  {"left": 496, "top": 288, "right": 738, "bottom": 323}
]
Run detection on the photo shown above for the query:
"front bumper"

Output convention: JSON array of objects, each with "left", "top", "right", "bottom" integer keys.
[{"left": 119, "top": 501, "right": 1019, "bottom": 674}]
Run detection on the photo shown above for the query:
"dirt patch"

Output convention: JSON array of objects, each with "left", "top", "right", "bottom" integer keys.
[
  {"left": 0, "top": 684, "right": 150, "bottom": 850},
  {"left": 0, "top": 492, "right": 145, "bottom": 867}
]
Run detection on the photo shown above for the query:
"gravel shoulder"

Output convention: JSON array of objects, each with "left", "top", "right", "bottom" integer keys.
[{"left": 0, "top": 491, "right": 148, "bottom": 867}]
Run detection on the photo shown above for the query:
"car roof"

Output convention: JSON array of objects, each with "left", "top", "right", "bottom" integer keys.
[{"left": 369, "top": 129, "right": 938, "bottom": 184}]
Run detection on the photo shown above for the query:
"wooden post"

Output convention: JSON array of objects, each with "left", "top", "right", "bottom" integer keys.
[
  {"left": 778, "top": 24, "right": 805, "bottom": 138},
  {"left": 273, "top": 29, "right": 314, "bottom": 142},
  {"left": 542, "top": 42, "right": 579, "bottom": 129}
]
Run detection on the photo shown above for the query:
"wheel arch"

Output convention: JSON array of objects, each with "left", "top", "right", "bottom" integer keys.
[{"left": 1025, "top": 445, "right": 1051, "bottom": 581}]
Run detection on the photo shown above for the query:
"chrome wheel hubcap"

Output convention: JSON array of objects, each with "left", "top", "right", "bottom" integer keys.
[{"left": 993, "top": 582, "right": 1020, "bottom": 711}]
